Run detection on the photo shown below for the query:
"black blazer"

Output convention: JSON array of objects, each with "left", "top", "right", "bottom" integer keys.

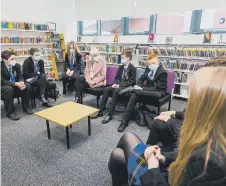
[
  {"left": 114, "top": 63, "right": 136, "bottom": 87},
  {"left": 1, "top": 61, "right": 23, "bottom": 87},
  {"left": 65, "top": 52, "right": 83, "bottom": 74},
  {"left": 23, "top": 57, "right": 45, "bottom": 80},
  {"left": 137, "top": 65, "right": 167, "bottom": 96},
  {"left": 140, "top": 144, "right": 226, "bottom": 186}
]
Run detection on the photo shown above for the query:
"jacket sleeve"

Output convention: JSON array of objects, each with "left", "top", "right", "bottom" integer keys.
[
  {"left": 140, "top": 168, "right": 169, "bottom": 186},
  {"left": 75, "top": 53, "right": 82, "bottom": 72},
  {"left": 65, "top": 53, "right": 70, "bottom": 70},
  {"left": 22, "top": 59, "right": 38, "bottom": 79},
  {"left": 119, "top": 66, "right": 136, "bottom": 87},
  {"left": 84, "top": 60, "right": 91, "bottom": 82},
  {"left": 148, "top": 72, "right": 167, "bottom": 92},
  {"left": 1, "top": 73, "right": 15, "bottom": 87},
  {"left": 15, "top": 64, "right": 23, "bottom": 82},
  {"left": 93, "top": 62, "right": 106, "bottom": 85},
  {"left": 181, "top": 154, "right": 226, "bottom": 186},
  {"left": 137, "top": 67, "right": 148, "bottom": 87},
  {"left": 114, "top": 66, "right": 122, "bottom": 85},
  {"left": 162, "top": 151, "right": 178, "bottom": 167},
  {"left": 39, "top": 60, "right": 45, "bottom": 74},
  {"left": 175, "top": 111, "right": 185, "bottom": 120}
]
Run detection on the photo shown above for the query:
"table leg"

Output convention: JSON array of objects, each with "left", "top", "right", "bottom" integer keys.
[
  {"left": 66, "top": 126, "right": 70, "bottom": 149},
  {"left": 88, "top": 116, "right": 91, "bottom": 136},
  {"left": 46, "top": 120, "right": 51, "bottom": 139}
]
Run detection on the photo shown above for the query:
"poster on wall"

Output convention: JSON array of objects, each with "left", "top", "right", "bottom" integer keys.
[
  {"left": 203, "top": 32, "right": 212, "bottom": 43},
  {"left": 148, "top": 33, "right": 155, "bottom": 43}
]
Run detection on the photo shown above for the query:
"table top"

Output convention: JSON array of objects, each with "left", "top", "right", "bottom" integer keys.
[{"left": 34, "top": 101, "right": 99, "bottom": 127}]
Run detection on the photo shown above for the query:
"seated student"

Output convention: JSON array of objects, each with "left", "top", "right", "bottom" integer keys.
[
  {"left": 148, "top": 57, "right": 226, "bottom": 152},
  {"left": 1, "top": 50, "right": 33, "bottom": 120},
  {"left": 118, "top": 54, "right": 167, "bottom": 132},
  {"left": 109, "top": 66, "right": 226, "bottom": 186},
  {"left": 91, "top": 51, "right": 136, "bottom": 124},
  {"left": 62, "top": 41, "right": 83, "bottom": 94},
  {"left": 23, "top": 48, "right": 52, "bottom": 107},
  {"left": 74, "top": 47, "right": 106, "bottom": 103}
]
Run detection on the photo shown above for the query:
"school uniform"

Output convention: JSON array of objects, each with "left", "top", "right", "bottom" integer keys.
[
  {"left": 1, "top": 61, "right": 31, "bottom": 118},
  {"left": 118, "top": 65, "right": 167, "bottom": 132},
  {"left": 62, "top": 52, "right": 83, "bottom": 94},
  {"left": 101, "top": 63, "right": 136, "bottom": 116}
]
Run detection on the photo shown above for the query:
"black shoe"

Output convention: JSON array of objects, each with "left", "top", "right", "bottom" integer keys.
[
  {"left": 42, "top": 101, "right": 53, "bottom": 107},
  {"left": 101, "top": 114, "right": 113, "bottom": 124},
  {"left": 91, "top": 111, "right": 103, "bottom": 119},
  {"left": 74, "top": 97, "right": 81, "bottom": 103},
  {"left": 23, "top": 108, "right": 34, "bottom": 115},
  {"left": 117, "top": 121, "right": 128, "bottom": 132},
  {"left": 63, "top": 90, "right": 66, "bottom": 95},
  {"left": 8, "top": 113, "right": 20, "bottom": 120},
  {"left": 41, "top": 96, "right": 48, "bottom": 104}
]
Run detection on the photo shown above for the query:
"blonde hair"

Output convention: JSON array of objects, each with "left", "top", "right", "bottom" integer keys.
[
  {"left": 67, "top": 41, "right": 81, "bottom": 57},
  {"left": 168, "top": 67, "right": 226, "bottom": 186}
]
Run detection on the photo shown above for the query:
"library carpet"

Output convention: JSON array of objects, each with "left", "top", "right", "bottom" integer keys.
[{"left": 1, "top": 82, "right": 186, "bottom": 186}]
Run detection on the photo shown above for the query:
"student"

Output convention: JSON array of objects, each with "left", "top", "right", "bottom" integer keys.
[
  {"left": 62, "top": 41, "right": 83, "bottom": 94},
  {"left": 91, "top": 51, "right": 136, "bottom": 124},
  {"left": 1, "top": 50, "right": 33, "bottom": 120},
  {"left": 118, "top": 54, "right": 167, "bottom": 132},
  {"left": 148, "top": 57, "right": 226, "bottom": 152},
  {"left": 23, "top": 48, "right": 52, "bottom": 107},
  {"left": 74, "top": 47, "right": 106, "bottom": 103},
  {"left": 109, "top": 66, "right": 226, "bottom": 186}
]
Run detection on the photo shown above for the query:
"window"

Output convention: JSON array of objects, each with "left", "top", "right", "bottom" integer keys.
[
  {"left": 101, "top": 19, "right": 121, "bottom": 35},
  {"left": 156, "top": 12, "right": 187, "bottom": 34},
  {"left": 128, "top": 16, "right": 150, "bottom": 34},
  {"left": 82, "top": 20, "right": 98, "bottom": 35},
  {"left": 201, "top": 9, "right": 226, "bottom": 31}
]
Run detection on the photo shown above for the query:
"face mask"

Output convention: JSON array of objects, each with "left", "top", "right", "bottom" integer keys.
[
  {"left": 148, "top": 64, "right": 159, "bottom": 71},
  {"left": 121, "top": 59, "right": 127, "bottom": 65},
  {"left": 8, "top": 60, "right": 16, "bottom": 66},
  {"left": 34, "top": 56, "right": 41, "bottom": 62},
  {"left": 70, "top": 49, "right": 74, "bottom": 53}
]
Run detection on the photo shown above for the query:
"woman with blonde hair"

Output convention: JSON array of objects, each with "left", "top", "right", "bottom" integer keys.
[
  {"left": 109, "top": 64, "right": 226, "bottom": 186},
  {"left": 62, "top": 41, "right": 83, "bottom": 94}
]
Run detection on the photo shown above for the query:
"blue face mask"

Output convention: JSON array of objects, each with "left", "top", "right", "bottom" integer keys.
[
  {"left": 121, "top": 60, "right": 126, "bottom": 65},
  {"left": 148, "top": 64, "right": 159, "bottom": 71}
]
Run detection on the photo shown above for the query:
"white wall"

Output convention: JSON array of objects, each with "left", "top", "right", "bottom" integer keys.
[{"left": 1, "top": 0, "right": 75, "bottom": 35}]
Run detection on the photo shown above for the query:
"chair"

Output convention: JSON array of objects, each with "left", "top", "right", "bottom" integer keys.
[
  {"left": 139, "top": 70, "right": 175, "bottom": 115},
  {"left": 81, "top": 65, "right": 119, "bottom": 108}
]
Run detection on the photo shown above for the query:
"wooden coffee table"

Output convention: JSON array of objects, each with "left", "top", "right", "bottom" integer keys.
[{"left": 35, "top": 101, "right": 99, "bottom": 149}]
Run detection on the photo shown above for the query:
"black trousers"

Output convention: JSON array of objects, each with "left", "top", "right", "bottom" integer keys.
[
  {"left": 32, "top": 74, "right": 47, "bottom": 96},
  {"left": 62, "top": 71, "right": 80, "bottom": 93},
  {"left": 74, "top": 76, "right": 89, "bottom": 98},
  {"left": 99, "top": 87, "right": 126, "bottom": 115},
  {"left": 122, "top": 89, "right": 162, "bottom": 124},
  {"left": 1, "top": 83, "right": 31, "bottom": 116},
  {"left": 109, "top": 132, "right": 142, "bottom": 186},
  {"left": 146, "top": 118, "right": 182, "bottom": 152}
]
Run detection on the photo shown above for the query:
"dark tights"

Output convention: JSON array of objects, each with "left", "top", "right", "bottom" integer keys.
[{"left": 109, "top": 132, "right": 142, "bottom": 186}]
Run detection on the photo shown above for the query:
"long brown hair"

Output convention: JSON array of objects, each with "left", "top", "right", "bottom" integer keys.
[
  {"left": 169, "top": 67, "right": 226, "bottom": 186},
  {"left": 67, "top": 41, "right": 81, "bottom": 58}
]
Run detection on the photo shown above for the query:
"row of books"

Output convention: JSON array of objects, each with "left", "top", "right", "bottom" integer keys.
[
  {"left": 1, "top": 21, "right": 48, "bottom": 31},
  {"left": 102, "top": 55, "right": 120, "bottom": 64},
  {"left": 163, "top": 59, "right": 205, "bottom": 72},
  {"left": 78, "top": 44, "right": 226, "bottom": 58},
  {"left": 174, "top": 72, "right": 188, "bottom": 83},
  {"left": 1, "top": 48, "right": 52, "bottom": 56},
  {"left": 1, "top": 36, "right": 51, "bottom": 44}
]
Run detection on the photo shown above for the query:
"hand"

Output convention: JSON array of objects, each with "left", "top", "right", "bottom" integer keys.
[
  {"left": 37, "top": 72, "right": 40, "bottom": 75},
  {"left": 154, "top": 114, "right": 171, "bottom": 122},
  {"left": 133, "top": 85, "right": 143, "bottom": 90},
  {"left": 69, "top": 71, "right": 74, "bottom": 77},
  {"left": 66, "top": 69, "right": 71, "bottom": 76},
  {"left": 160, "top": 111, "right": 176, "bottom": 117},
  {"left": 89, "top": 80, "right": 95, "bottom": 85},
  {"left": 15, "top": 82, "right": 25, "bottom": 89},
  {"left": 19, "top": 82, "right": 26, "bottom": 90},
  {"left": 115, "top": 85, "right": 119, "bottom": 89},
  {"left": 144, "top": 145, "right": 159, "bottom": 161},
  {"left": 148, "top": 153, "right": 159, "bottom": 169},
  {"left": 154, "top": 148, "right": 166, "bottom": 164},
  {"left": 112, "top": 84, "right": 117, "bottom": 88}
]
